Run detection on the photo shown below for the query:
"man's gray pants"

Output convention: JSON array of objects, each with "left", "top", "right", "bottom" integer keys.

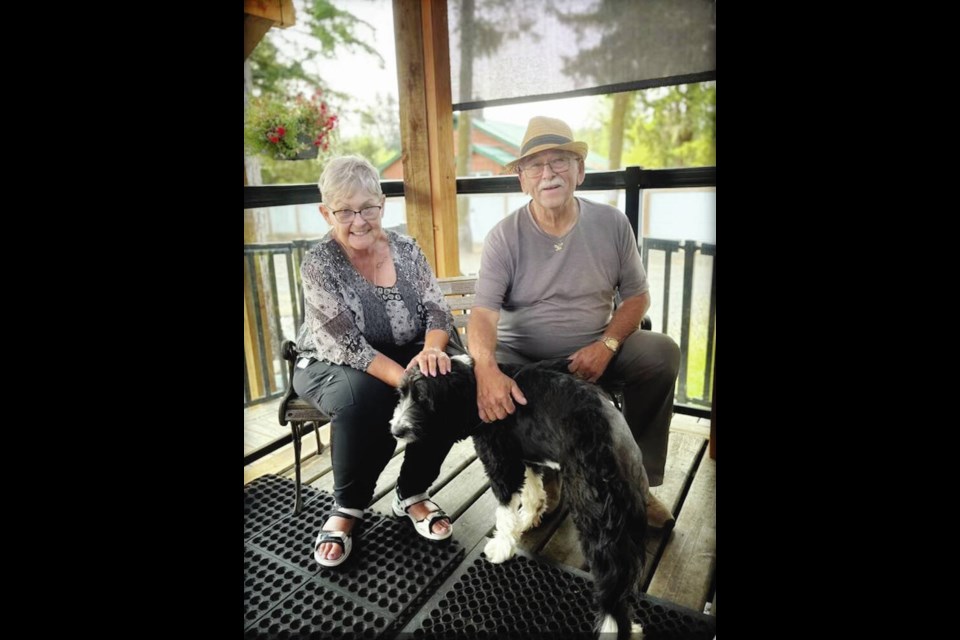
[{"left": 495, "top": 330, "right": 680, "bottom": 486}]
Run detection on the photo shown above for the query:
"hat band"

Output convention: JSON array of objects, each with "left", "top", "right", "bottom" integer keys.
[{"left": 521, "top": 134, "right": 572, "bottom": 156}]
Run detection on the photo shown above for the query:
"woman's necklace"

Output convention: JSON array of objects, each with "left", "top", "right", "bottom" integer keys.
[
  {"left": 372, "top": 240, "right": 389, "bottom": 286},
  {"left": 374, "top": 256, "right": 386, "bottom": 286}
]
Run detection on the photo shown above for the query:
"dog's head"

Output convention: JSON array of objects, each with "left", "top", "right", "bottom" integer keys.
[{"left": 390, "top": 354, "right": 477, "bottom": 443}]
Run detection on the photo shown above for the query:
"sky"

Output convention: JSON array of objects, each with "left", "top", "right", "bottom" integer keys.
[{"left": 282, "top": 0, "right": 597, "bottom": 138}]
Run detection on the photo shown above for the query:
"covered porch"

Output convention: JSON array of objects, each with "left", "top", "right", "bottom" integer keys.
[{"left": 245, "top": 399, "right": 716, "bottom": 637}]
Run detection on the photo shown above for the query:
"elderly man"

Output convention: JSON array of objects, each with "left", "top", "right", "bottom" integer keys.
[{"left": 467, "top": 116, "right": 680, "bottom": 527}]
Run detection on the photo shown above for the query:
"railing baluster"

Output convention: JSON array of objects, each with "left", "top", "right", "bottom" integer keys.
[
  {"left": 703, "top": 243, "right": 716, "bottom": 402},
  {"left": 285, "top": 246, "right": 299, "bottom": 340},
  {"left": 267, "top": 255, "right": 286, "bottom": 395},
  {"left": 243, "top": 349, "right": 251, "bottom": 405},
  {"left": 678, "top": 241, "right": 697, "bottom": 405},
  {"left": 247, "top": 253, "right": 271, "bottom": 402},
  {"left": 661, "top": 244, "right": 672, "bottom": 335}
]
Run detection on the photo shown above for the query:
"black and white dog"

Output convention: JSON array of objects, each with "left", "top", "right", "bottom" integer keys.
[{"left": 390, "top": 355, "right": 652, "bottom": 639}]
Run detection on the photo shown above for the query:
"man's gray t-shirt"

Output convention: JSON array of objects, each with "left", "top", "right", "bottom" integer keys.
[{"left": 474, "top": 197, "right": 648, "bottom": 360}]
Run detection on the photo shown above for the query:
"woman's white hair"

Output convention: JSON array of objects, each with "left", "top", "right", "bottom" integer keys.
[{"left": 318, "top": 155, "right": 383, "bottom": 206}]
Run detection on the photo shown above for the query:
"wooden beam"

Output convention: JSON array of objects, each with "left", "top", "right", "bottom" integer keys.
[
  {"left": 244, "top": 15, "right": 274, "bottom": 61},
  {"left": 244, "top": 0, "right": 295, "bottom": 61},
  {"left": 244, "top": 0, "right": 296, "bottom": 27},
  {"left": 393, "top": 0, "right": 460, "bottom": 276}
]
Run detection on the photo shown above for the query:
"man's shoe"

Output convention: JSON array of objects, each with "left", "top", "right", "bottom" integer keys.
[
  {"left": 646, "top": 492, "right": 675, "bottom": 531},
  {"left": 542, "top": 468, "right": 563, "bottom": 515}
]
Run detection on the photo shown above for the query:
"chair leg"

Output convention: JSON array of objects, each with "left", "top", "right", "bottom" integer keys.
[
  {"left": 313, "top": 421, "right": 324, "bottom": 454},
  {"left": 291, "top": 421, "right": 303, "bottom": 515}
]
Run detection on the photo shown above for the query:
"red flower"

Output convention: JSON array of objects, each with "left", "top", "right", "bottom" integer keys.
[{"left": 276, "top": 126, "right": 286, "bottom": 137}]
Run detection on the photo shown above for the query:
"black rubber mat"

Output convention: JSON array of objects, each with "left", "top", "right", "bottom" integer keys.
[
  {"left": 244, "top": 474, "right": 321, "bottom": 540},
  {"left": 244, "top": 482, "right": 465, "bottom": 638},
  {"left": 400, "top": 542, "right": 716, "bottom": 639}
]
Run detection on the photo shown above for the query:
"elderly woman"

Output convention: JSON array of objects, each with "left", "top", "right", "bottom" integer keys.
[{"left": 293, "top": 155, "right": 457, "bottom": 567}]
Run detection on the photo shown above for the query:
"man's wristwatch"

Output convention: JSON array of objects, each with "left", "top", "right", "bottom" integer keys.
[{"left": 600, "top": 336, "right": 620, "bottom": 353}]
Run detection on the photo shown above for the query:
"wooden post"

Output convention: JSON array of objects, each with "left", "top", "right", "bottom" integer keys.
[{"left": 393, "top": 0, "right": 460, "bottom": 276}]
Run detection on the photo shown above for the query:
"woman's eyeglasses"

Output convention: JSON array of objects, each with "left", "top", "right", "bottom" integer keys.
[{"left": 331, "top": 206, "right": 382, "bottom": 224}]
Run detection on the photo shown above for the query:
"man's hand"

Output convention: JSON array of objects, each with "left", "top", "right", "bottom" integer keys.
[
  {"left": 475, "top": 363, "right": 527, "bottom": 423},
  {"left": 567, "top": 341, "right": 615, "bottom": 383}
]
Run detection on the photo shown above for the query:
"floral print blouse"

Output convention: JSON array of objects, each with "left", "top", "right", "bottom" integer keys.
[{"left": 294, "top": 229, "right": 454, "bottom": 371}]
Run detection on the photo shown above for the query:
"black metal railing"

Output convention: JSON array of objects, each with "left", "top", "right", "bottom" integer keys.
[
  {"left": 244, "top": 166, "right": 716, "bottom": 411},
  {"left": 642, "top": 238, "right": 716, "bottom": 407},
  {"left": 243, "top": 240, "right": 317, "bottom": 407}
]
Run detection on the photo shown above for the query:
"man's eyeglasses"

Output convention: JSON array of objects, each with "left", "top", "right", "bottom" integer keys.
[
  {"left": 331, "top": 206, "right": 382, "bottom": 224},
  {"left": 519, "top": 156, "right": 577, "bottom": 178}
]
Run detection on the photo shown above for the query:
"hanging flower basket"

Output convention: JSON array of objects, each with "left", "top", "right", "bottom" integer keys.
[{"left": 244, "top": 89, "right": 338, "bottom": 161}]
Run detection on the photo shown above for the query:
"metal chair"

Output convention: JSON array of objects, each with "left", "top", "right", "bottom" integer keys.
[{"left": 278, "top": 340, "right": 329, "bottom": 515}]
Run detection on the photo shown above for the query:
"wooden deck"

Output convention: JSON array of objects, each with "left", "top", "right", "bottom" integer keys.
[{"left": 245, "top": 398, "right": 716, "bottom": 618}]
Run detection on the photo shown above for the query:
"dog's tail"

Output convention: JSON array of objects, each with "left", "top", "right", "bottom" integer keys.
[
  {"left": 598, "top": 607, "right": 634, "bottom": 639},
  {"left": 563, "top": 406, "right": 646, "bottom": 639}
]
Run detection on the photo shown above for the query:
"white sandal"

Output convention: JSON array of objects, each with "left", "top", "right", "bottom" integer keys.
[
  {"left": 391, "top": 491, "right": 453, "bottom": 541},
  {"left": 313, "top": 510, "right": 356, "bottom": 567}
]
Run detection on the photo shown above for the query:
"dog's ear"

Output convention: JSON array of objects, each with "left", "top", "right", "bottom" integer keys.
[
  {"left": 398, "top": 368, "right": 416, "bottom": 390},
  {"left": 413, "top": 377, "right": 434, "bottom": 412}
]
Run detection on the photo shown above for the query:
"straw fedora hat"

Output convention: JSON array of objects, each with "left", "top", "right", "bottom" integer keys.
[{"left": 503, "top": 116, "right": 589, "bottom": 174}]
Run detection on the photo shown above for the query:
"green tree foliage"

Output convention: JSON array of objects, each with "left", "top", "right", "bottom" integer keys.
[
  {"left": 624, "top": 82, "right": 715, "bottom": 169},
  {"left": 548, "top": 0, "right": 715, "bottom": 170},
  {"left": 257, "top": 156, "right": 326, "bottom": 185},
  {"left": 249, "top": 0, "right": 382, "bottom": 97},
  {"left": 305, "top": 0, "right": 381, "bottom": 60},
  {"left": 340, "top": 92, "right": 401, "bottom": 168},
  {"left": 248, "top": 36, "right": 314, "bottom": 96}
]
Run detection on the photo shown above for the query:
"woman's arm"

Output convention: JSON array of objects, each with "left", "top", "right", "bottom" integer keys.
[{"left": 365, "top": 352, "right": 408, "bottom": 388}]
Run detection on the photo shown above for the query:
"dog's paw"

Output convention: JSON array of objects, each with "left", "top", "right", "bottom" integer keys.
[
  {"left": 483, "top": 537, "right": 516, "bottom": 564},
  {"left": 630, "top": 622, "right": 644, "bottom": 638}
]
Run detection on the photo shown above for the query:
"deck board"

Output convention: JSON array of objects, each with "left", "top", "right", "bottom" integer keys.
[
  {"left": 646, "top": 446, "right": 716, "bottom": 611},
  {"left": 449, "top": 487, "right": 499, "bottom": 553},
  {"left": 642, "top": 433, "right": 708, "bottom": 585},
  {"left": 244, "top": 430, "right": 323, "bottom": 483}
]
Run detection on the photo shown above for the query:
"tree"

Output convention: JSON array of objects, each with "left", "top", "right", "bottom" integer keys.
[
  {"left": 624, "top": 82, "right": 715, "bottom": 169},
  {"left": 550, "top": 0, "right": 715, "bottom": 170}
]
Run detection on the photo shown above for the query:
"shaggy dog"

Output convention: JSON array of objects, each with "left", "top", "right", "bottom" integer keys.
[{"left": 390, "top": 355, "right": 652, "bottom": 639}]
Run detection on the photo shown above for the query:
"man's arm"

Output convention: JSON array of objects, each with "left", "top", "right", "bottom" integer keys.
[
  {"left": 467, "top": 306, "right": 527, "bottom": 422},
  {"left": 567, "top": 291, "right": 651, "bottom": 383},
  {"left": 605, "top": 291, "right": 650, "bottom": 343}
]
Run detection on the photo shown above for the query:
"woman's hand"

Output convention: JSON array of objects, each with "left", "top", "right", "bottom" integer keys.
[{"left": 406, "top": 347, "right": 451, "bottom": 377}]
